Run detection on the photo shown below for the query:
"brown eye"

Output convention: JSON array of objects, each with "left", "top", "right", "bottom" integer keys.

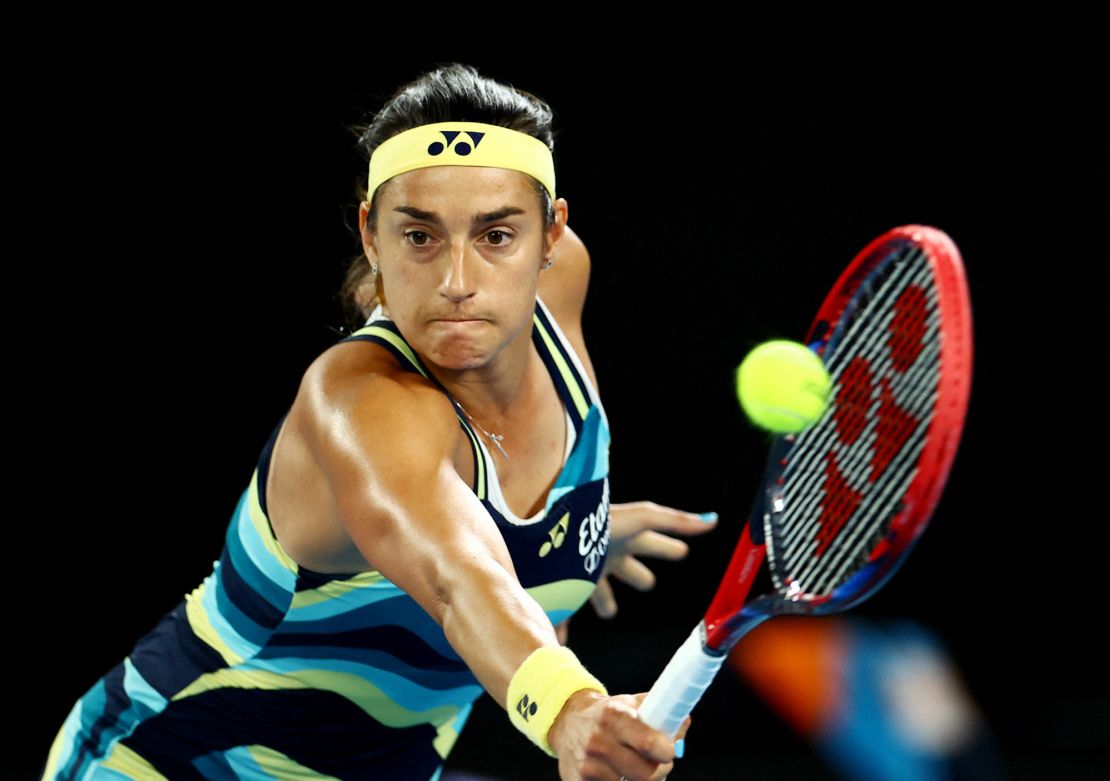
[
  {"left": 405, "top": 230, "right": 431, "bottom": 247},
  {"left": 485, "top": 230, "right": 510, "bottom": 246}
]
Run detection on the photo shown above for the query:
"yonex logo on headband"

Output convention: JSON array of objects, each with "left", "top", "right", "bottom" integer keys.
[
  {"left": 428, "top": 130, "right": 485, "bottom": 157},
  {"left": 367, "top": 121, "right": 556, "bottom": 205}
]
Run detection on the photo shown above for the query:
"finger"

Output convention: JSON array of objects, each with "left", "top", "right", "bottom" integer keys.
[
  {"left": 613, "top": 556, "right": 656, "bottom": 592},
  {"left": 611, "top": 502, "right": 719, "bottom": 535},
  {"left": 600, "top": 696, "right": 675, "bottom": 768},
  {"left": 626, "top": 531, "right": 690, "bottom": 561},
  {"left": 627, "top": 693, "right": 686, "bottom": 768},
  {"left": 574, "top": 757, "right": 623, "bottom": 781},
  {"left": 590, "top": 575, "right": 618, "bottom": 619},
  {"left": 601, "top": 741, "right": 662, "bottom": 781}
]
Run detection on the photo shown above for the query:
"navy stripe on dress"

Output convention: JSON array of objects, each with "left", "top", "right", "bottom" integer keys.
[{"left": 122, "top": 687, "right": 443, "bottom": 781}]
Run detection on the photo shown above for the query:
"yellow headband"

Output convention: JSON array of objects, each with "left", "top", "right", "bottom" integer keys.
[{"left": 366, "top": 121, "right": 555, "bottom": 205}]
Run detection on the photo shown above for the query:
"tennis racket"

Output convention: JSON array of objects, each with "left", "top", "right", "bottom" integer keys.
[{"left": 638, "top": 224, "right": 973, "bottom": 737}]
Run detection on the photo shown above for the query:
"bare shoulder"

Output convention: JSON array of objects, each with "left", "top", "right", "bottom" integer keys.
[
  {"left": 263, "top": 339, "right": 468, "bottom": 574},
  {"left": 290, "top": 340, "right": 462, "bottom": 477},
  {"left": 538, "top": 224, "right": 591, "bottom": 333},
  {"left": 271, "top": 337, "right": 516, "bottom": 596}
]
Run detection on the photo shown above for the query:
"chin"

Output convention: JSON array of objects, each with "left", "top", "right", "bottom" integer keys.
[
  {"left": 429, "top": 349, "right": 493, "bottom": 373},
  {"left": 423, "top": 334, "right": 496, "bottom": 371},
  {"left": 417, "top": 317, "right": 524, "bottom": 372}
]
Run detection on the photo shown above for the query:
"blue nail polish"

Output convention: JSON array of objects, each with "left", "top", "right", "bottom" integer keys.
[
  {"left": 699, "top": 512, "right": 718, "bottom": 523},
  {"left": 674, "top": 738, "right": 685, "bottom": 758}
]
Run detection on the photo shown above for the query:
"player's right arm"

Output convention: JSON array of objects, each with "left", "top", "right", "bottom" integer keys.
[
  {"left": 294, "top": 346, "right": 676, "bottom": 780},
  {"left": 298, "top": 346, "right": 555, "bottom": 702}
]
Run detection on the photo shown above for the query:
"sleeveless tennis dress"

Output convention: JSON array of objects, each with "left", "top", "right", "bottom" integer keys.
[{"left": 44, "top": 298, "right": 611, "bottom": 780}]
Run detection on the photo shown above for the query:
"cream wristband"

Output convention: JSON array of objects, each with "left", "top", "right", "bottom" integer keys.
[{"left": 507, "top": 646, "right": 608, "bottom": 757}]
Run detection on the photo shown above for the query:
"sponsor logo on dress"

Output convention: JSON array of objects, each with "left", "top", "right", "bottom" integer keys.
[
  {"left": 539, "top": 512, "right": 570, "bottom": 558},
  {"left": 578, "top": 480, "right": 610, "bottom": 575}
]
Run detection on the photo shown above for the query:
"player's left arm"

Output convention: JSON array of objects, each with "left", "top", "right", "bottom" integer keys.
[{"left": 539, "top": 225, "right": 718, "bottom": 621}]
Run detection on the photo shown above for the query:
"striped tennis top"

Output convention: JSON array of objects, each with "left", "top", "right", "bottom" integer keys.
[{"left": 44, "top": 297, "right": 612, "bottom": 781}]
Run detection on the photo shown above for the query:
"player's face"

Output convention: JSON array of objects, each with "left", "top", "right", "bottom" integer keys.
[{"left": 361, "top": 166, "right": 565, "bottom": 373}]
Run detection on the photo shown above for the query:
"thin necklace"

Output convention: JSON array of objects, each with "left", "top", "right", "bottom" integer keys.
[{"left": 456, "top": 403, "right": 509, "bottom": 459}]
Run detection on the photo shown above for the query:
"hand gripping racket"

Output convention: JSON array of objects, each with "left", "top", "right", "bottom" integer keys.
[{"left": 639, "top": 225, "right": 973, "bottom": 737}]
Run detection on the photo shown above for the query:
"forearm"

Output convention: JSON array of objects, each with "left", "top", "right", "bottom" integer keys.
[{"left": 439, "top": 560, "right": 559, "bottom": 708}]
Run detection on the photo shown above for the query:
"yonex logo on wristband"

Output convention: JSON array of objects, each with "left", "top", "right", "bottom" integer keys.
[
  {"left": 508, "top": 646, "right": 606, "bottom": 756},
  {"left": 516, "top": 694, "right": 538, "bottom": 721},
  {"left": 427, "top": 130, "right": 485, "bottom": 157}
]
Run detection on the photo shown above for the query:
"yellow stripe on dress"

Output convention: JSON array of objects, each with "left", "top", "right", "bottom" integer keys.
[
  {"left": 459, "top": 416, "right": 486, "bottom": 498},
  {"left": 98, "top": 741, "right": 170, "bottom": 780},
  {"left": 40, "top": 724, "right": 69, "bottom": 780},
  {"left": 433, "top": 719, "right": 461, "bottom": 759},
  {"left": 172, "top": 668, "right": 462, "bottom": 729},
  {"left": 290, "top": 571, "right": 389, "bottom": 609},
  {"left": 243, "top": 744, "right": 343, "bottom": 780},
  {"left": 247, "top": 471, "right": 299, "bottom": 574},
  {"left": 525, "top": 579, "right": 597, "bottom": 615},
  {"left": 533, "top": 314, "right": 589, "bottom": 419},
  {"left": 352, "top": 325, "right": 430, "bottom": 379},
  {"left": 184, "top": 582, "right": 246, "bottom": 666}
]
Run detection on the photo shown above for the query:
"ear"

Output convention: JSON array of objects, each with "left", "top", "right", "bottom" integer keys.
[
  {"left": 359, "top": 200, "right": 380, "bottom": 266},
  {"left": 544, "top": 197, "right": 570, "bottom": 261}
]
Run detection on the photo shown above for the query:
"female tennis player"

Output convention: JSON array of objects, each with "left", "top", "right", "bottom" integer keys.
[{"left": 42, "top": 63, "right": 712, "bottom": 781}]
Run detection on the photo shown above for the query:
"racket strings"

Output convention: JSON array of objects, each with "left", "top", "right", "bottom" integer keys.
[
  {"left": 773, "top": 251, "right": 933, "bottom": 511},
  {"left": 776, "top": 249, "right": 931, "bottom": 484},
  {"left": 787, "top": 314, "right": 938, "bottom": 590},
  {"left": 804, "top": 414, "right": 930, "bottom": 591},
  {"left": 785, "top": 260, "right": 939, "bottom": 591},
  {"left": 767, "top": 244, "right": 943, "bottom": 598},
  {"left": 774, "top": 249, "right": 931, "bottom": 482}
]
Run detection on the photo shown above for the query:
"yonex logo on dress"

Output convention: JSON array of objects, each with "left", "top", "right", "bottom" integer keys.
[
  {"left": 427, "top": 130, "right": 486, "bottom": 157},
  {"left": 539, "top": 512, "right": 570, "bottom": 558}
]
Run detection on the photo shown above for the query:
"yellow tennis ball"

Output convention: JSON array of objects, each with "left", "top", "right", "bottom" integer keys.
[{"left": 735, "top": 340, "right": 831, "bottom": 433}]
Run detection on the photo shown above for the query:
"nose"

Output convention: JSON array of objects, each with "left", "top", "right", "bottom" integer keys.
[{"left": 440, "top": 243, "right": 476, "bottom": 304}]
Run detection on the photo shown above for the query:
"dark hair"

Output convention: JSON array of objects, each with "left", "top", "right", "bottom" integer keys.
[{"left": 340, "top": 63, "right": 557, "bottom": 330}]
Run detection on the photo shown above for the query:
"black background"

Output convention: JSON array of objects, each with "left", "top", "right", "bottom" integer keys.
[{"left": 21, "top": 6, "right": 1106, "bottom": 779}]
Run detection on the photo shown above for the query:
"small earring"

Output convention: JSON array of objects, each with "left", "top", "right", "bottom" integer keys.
[
  {"left": 370, "top": 263, "right": 379, "bottom": 275},
  {"left": 542, "top": 258, "right": 553, "bottom": 270}
]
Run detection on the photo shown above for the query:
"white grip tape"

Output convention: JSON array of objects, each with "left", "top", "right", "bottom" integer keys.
[{"left": 638, "top": 624, "right": 725, "bottom": 738}]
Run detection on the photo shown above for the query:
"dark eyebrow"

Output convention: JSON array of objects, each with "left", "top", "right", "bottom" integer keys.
[
  {"left": 474, "top": 206, "right": 526, "bottom": 224},
  {"left": 392, "top": 205, "right": 526, "bottom": 225},
  {"left": 393, "top": 205, "right": 440, "bottom": 223}
]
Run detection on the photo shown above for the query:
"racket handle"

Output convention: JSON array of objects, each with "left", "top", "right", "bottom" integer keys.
[{"left": 638, "top": 623, "right": 725, "bottom": 738}]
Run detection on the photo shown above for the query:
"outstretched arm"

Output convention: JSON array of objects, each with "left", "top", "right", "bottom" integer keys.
[
  {"left": 302, "top": 361, "right": 553, "bottom": 705},
  {"left": 294, "top": 351, "right": 677, "bottom": 779}
]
